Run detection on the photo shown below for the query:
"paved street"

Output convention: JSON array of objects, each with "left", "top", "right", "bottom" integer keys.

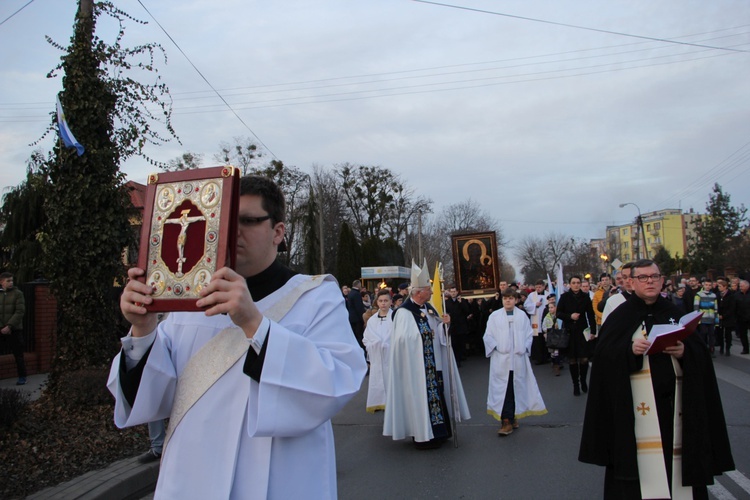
[
  {"left": 95, "top": 341, "right": 750, "bottom": 500},
  {"left": 333, "top": 348, "right": 750, "bottom": 499}
]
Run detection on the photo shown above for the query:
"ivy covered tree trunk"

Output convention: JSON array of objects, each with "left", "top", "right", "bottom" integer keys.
[{"left": 43, "top": 1, "right": 133, "bottom": 380}]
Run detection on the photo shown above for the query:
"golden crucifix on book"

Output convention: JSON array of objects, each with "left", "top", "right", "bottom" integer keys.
[{"left": 137, "top": 166, "right": 240, "bottom": 312}]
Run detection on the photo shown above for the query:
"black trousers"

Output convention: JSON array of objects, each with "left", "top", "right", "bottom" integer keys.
[
  {"left": 737, "top": 321, "right": 749, "bottom": 352},
  {"left": 716, "top": 325, "right": 733, "bottom": 351},
  {"left": 501, "top": 371, "right": 515, "bottom": 421}
]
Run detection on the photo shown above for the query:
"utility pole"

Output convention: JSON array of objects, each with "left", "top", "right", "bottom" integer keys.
[
  {"left": 417, "top": 209, "right": 423, "bottom": 263},
  {"left": 318, "top": 185, "right": 324, "bottom": 273},
  {"left": 80, "top": 0, "right": 93, "bottom": 18},
  {"left": 620, "top": 202, "right": 648, "bottom": 259}
]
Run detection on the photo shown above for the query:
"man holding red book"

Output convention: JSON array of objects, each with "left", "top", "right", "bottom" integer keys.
[{"left": 579, "top": 259, "right": 734, "bottom": 499}]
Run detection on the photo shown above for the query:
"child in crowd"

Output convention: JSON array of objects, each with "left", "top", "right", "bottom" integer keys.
[
  {"left": 542, "top": 303, "right": 564, "bottom": 376},
  {"left": 484, "top": 289, "right": 547, "bottom": 436},
  {"left": 363, "top": 289, "right": 393, "bottom": 413}
]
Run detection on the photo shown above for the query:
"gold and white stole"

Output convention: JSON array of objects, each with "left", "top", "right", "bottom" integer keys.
[
  {"left": 630, "top": 325, "right": 692, "bottom": 499},
  {"left": 164, "top": 274, "right": 328, "bottom": 450}
]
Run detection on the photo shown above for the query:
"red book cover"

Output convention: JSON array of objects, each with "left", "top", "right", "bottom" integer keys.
[
  {"left": 136, "top": 166, "right": 240, "bottom": 312},
  {"left": 645, "top": 310, "right": 703, "bottom": 355}
]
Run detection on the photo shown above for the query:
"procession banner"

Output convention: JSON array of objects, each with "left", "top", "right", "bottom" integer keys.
[
  {"left": 451, "top": 231, "right": 501, "bottom": 297},
  {"left": 137, "top": 166, "right": 240, "bottom": 311}
]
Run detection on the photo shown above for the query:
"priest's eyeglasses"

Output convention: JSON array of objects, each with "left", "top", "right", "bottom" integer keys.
[
  {"left": 239, "top": 215, "right": 272, "bottom": 226},
  {"left": 633, "top": 274, "right": 662, "bottom": 283}
]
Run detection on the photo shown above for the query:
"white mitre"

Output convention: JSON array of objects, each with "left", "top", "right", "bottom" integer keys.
[{"left": 410, "top": 258, "right": 430, "bottom": 289}]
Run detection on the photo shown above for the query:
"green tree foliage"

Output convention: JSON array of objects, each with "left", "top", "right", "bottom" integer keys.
[
  {"left": 38, "top": 1, "right": 179, "bottom": 382},
  {"left": 360, "top": 237, "right": 404, "bottom": 267},
  {"left": 382, "top": 238, "right": 405, "bottom": 266},
  {"left": 652, "top": 246, "right": 677, "bottom": 278},
  {"left": 0, "top": 151, "right": 51, "bottom": 283},
  {"left": 687, "top": 183, "right": 748, "bottom": 275},
  {"left": 336, "top": 222, "right": 361, "bottom": 286},
  {"left": 336, "top": 163, "right": 431, "bottom": 243}
]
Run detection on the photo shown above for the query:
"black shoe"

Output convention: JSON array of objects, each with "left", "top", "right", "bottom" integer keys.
[
  {"left": 580, "top": 380, "right": 588, "bottom": 393},
  {"left": 16, "top": 377, "right": 27, "bottom": 386},
  {"left": 742, "top": 350, "right": 749, "bottom": 355},
  {"left": 138, "top": 450, "right": 162, "bottom": 463},
  {"left": 573, "top": 386, "right": 581, "bottom": 396}
]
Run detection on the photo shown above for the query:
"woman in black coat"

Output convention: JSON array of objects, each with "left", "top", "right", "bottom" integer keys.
[{"left": 556, "top": 275, "right": 596, "bottom": 396}]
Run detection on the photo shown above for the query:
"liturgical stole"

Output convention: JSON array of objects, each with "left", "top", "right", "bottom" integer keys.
[
  {"left": 630, "top": 326, "right": 692, "bottom": 499},
  {"left": 164, "top": 274, "right": 328, "bottom": 450}
]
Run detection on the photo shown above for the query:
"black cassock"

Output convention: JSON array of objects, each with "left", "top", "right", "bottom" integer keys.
[{"left": 578, "top": 295, "right": 734, "bottom": 499}]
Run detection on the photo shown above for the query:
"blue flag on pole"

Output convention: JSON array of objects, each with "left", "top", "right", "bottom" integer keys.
[{"left": 56, "top": 95, "right": 85, "bottom": 156}]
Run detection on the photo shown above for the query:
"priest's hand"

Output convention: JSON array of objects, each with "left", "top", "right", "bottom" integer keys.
[
  {"left": 663, "top": 341, "right": 685, "bottom": 359},
  {"left": 632, "top": 337, "right": 650, "bottom": 356},
  {"left": 197, "top": 267, "right": 263, "bottom": 339},
  {"left": 121, "top": 267, "right": 158, "bottom": 337}
]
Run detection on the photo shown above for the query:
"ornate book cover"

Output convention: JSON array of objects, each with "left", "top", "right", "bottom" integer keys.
[{"left": 137, "top": 166, "right": 240, "bottom": 311}]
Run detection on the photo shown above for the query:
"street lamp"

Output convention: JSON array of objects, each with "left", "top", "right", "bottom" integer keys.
[{"left": 619, "top": 202, "right": 648, "bottom": 259}]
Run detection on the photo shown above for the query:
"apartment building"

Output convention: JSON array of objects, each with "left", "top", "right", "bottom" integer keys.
[{"left": 604, "top": 208, "right": 702, "bottom": 263}]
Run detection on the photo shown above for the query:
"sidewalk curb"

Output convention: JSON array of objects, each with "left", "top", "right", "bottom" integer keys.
[{"left": 26, "top": 456, "right": 158, "bottom": 500}]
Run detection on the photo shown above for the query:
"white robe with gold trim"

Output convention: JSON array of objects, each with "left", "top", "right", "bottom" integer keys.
[
  {"left": 363, "top": 312, "right": 392, "bottom": 412},
  {"left": 484, "top": 307, "right": 547, "bottom": 420}
]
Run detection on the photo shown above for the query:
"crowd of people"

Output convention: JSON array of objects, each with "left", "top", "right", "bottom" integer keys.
[
  {"left": 346, "top": 268, "right": 750, "bottom": 402},
  {"left": 345, "top": 259, "right": 740, "bottom": 497}
]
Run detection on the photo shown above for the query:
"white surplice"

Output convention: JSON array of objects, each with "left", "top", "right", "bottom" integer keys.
[
  {"left": 362, "top": 312, "right": 392, "bottom": 412},
  {"left": 523, "top": 291, "right": 548, "bottom": 335},
  {"left": 107, "top": 275, "right": 366, "bottom": 500},
  {"left": 602, "top": 292, "right": 627, "bottom": 324},
  {"left": 484, "top": 307, "right": 547, "bottom": 420},
  {"left": 383, "top": 301, "right": 471, "bottom": 442}
]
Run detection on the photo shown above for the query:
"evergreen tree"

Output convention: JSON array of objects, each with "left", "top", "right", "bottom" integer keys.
[
  {"left": 687, "top": 183, "right": 748, "bottom": 275},
  {"left": 336, "top": 222, "right": 361, "bottom": 286},
  {"left": 652, "top": 246, "right": 676, "bottom": 278},
  {"left": 382, "top": 238, "right": 405, "bottom": 266},
  {"left": 0, "top": 151, "right": 51, "bottom": 283}
]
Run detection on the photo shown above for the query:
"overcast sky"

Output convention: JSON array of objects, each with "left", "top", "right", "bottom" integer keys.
[{"left": 1, "top": 0, "right": 748, "bottom": 277}]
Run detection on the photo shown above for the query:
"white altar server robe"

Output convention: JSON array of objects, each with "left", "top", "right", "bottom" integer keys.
[
  {"left": 484, "top": 308, "right": 547, "bottom": 419},
  {"left": 363, "top": 312, "right": 392, "bottom": 412},
  {"left": 107, "top": 275, "right": 366, "bottom": 500}
]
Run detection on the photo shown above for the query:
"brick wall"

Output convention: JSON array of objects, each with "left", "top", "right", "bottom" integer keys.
[{"left": 0, "top": 284, "right": 57, "bottom": 379}]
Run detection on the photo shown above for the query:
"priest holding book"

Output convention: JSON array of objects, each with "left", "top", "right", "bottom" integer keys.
[{"left": 579, "top": 259, "right": 734, "bottom": 499}]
